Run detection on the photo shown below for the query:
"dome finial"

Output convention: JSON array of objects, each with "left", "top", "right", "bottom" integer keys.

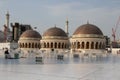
[
  {"left": 87, "top": 20, "right": 89, "bottom": 24},
  {"left": 54, "top": 24, "right": 56, "bottom": 27}
]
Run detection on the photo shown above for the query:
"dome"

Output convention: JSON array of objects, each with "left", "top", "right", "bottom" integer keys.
[
  {"left": 73, "top": 23, "right": 103, "bottom": 35},
  {"left": 20, "top": 30, "right": 41, "bottom": 38},
  {"left": 43, "top": 27, "right": 67, "bottom": 37}
]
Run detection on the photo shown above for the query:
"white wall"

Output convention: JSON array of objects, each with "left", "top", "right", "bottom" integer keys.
[{"left": 0, "top": 42, "right": 18, "bottom": 50}]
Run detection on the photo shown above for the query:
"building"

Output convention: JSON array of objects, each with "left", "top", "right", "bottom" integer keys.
[
  {"left": 18, "top": 30, "right": 41, "bottom": 56},
  {"left": 40, "top": 26, "right": 69, "bottom": 52},
  {"left": 70, "top": 23, "right": 106, "bottom": 55}
]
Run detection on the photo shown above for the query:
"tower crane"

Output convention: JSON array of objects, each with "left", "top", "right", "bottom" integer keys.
[{"left": 112, "top": 16, "right": 120, "bottom": 42}]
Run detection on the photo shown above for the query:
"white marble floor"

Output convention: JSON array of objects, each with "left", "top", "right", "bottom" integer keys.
[{"left": 0, "top": 54, "right": 120, "bottom": 80}]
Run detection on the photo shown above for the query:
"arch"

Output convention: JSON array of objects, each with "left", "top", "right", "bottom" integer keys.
[
  {"left": 51, "top": 42, "right": 53, "bottom": 48},
  {"left": 29, "top": 43, "right": 31, "bottom": 48},
  {"left": 86, "top": 42, "right": 89, "bottom": 49},
  {"left": 99, "top": 42, "right": 102, "bottom": 49},
  {"left": 81, "top": 42, "right": 84, "bottom": 49},
  {"left": 73, "top": 42, "right": 76, "bottom": 49},
  {"left": 91, "top": 42, "right": 94, "bottom": 49},
  {"left": 25, "top": 43, "right": 27, "bottom": 48},
  {"left": 55, "top": 42, "right": 57, "bottom": 48},
  {"left": 62, "top": 43, "right": 64, "bottom": 48},
  {"left": 74, "top": 42, "right": 77, "bottom": 48},
  {"left": 78, "top": 42, "right": 80, "bottom": 49},
  {"left": 44, "top": 42, "right": 46, "bottom": 48},
  {"left": 47, "top": 42, "right": 49, "bottom": 48},
  {"left": 32, "top": 43, "right": 34, "bottom": 48},
  {"left": 95, "top": 42, "right": 98, "bottom": 49},
  {"left": 23, "top": 43, "right": 25, "bottom": 48},
  {"left": 58, "top": 42, "right": 61, "bottom": 48}
]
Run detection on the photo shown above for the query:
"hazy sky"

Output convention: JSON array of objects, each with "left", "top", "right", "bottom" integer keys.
[{"left": 0, "top": 0, "right": 120, "bottom": 39}]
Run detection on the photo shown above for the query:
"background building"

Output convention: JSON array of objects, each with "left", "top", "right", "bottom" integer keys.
[{"left": 11, "top": 22, "right": 32, "bottom": 42}]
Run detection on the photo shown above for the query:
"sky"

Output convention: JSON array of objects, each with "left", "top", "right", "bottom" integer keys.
[{"left": 0, "top": 0, "right": 120, "bottom": 39}]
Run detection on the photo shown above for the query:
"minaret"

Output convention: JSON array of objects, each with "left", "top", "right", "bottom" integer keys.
[
  {"left": 6, "top": 11, "right": 10, "bottom": 29},
  {"left": 65, "top": 18, "right": 69, "bottom": 36}
]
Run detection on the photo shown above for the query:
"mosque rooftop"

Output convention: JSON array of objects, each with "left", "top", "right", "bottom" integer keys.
[{"left": 0, "top": 50, "right": 119, "bottom": 80}]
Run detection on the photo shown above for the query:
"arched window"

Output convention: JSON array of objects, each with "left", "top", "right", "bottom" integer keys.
[
  {"left": 99, "top": 42, "right": 102, "bottom": 49},
  {"left": 78, "top": 42, "right": 80, "bottom": 49},
  {"left": 58, "top": 42, "right": 61, "bottom": 48},
  {"left": 29, "top": 43, "right": 31, "bottom": 48},
  {"left": 76, "top": 41, "right": 78, "bottom": 49},
  {"left": 95, "top": 42, "right": 98, "bottom": 49},
  {"left": 51, "top": 42, "right": 53, "bottom": 48},
  {"left": 44, "top": 42, "right": 46, "bottom": 48},
  {"left": 23, "top": 43, "right": 25, "bottom": 48},
  {"left": 47, "top": 42, "right": 49, "bottom": 48},
  {"left": 86, "top": 42, "right": 89, "bottom": 49},
  {"left": 62, "top": 43, "right": 64, "bottom": 49},
  {"left": 74, "top": 42, "right": 76, "bottom": 48},
  {"left": 55, "top": 42, "right": 57, "bottom": 48},
  {"left": 25, "top": 43, "right": 27, "bottom": 48},
  {"left": 74, "top": 42, "right": 76, "bottom": 49},
  {"left": 91, "top": 42, "right": 94, "bottom": 49},
  {"left": 32, "top": 43, "right": 34, "bottom": 48},
  {"left": 81, "top": 42, "right": 84, "bottom": 49}
]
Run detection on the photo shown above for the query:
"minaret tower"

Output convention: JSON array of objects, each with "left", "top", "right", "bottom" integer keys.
[
  {"left": 6, "top": 11, "right": 10, "bottom": 29},
  {"left": 65, "top": 18, "right": 69, "bottom": 36}
]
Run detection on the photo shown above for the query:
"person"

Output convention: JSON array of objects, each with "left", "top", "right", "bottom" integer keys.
[{"left": 4, "top": 48, "right": 10, "bottom": 59}]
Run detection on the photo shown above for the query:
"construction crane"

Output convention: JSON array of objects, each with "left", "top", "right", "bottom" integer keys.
[{"left": 112, "top": 16, "right": 120, "bottom": 42}]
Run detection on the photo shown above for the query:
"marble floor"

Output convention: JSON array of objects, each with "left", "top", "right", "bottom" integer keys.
[{"left": 0, "top": 53, "right": 120, "bottom": 80}]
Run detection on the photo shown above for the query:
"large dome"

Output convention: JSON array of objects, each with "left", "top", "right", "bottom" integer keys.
[
  {"left": 20, "top": 30, "right": 41, "bottom": 38},
  {"left": 73, "top": 23, "right": 103, "bottom": 35},
  {"left": 43, "top": 27, "right": 67, "bottom": 37}
]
